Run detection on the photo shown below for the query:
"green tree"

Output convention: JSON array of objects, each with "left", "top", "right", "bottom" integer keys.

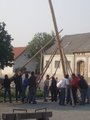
[
  {"left": 27, "top": 32, "right": 55, "bottom": 73},
  {"left": 0, "top": 22, "right": 14, "bottom": 69}
]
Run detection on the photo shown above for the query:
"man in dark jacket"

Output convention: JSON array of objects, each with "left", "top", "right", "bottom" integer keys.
[
  {"left": 28, "top": 71, "right": 37, "bottom": 104},
  {"left": 14, "top": 72, "right": 22, "bottom": 102},
  {"left": 78, "top": 75, "right": 88, "bottom": 105},
  {"left": 49, "top": 76, "right": 57, "bottom": 102},
  {"left": 22, "top": 73, "right": 29, "bottom": 103},
  {"left": 3, "top": 74, "right": 12, "bottom": 103}
]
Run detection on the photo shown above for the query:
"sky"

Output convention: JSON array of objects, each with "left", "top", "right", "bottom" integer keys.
[{"left": 0, "top": 0, "right": 90, "bottom": 47}]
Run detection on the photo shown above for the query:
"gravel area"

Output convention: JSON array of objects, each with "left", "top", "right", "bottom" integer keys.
[{"left": 0, "top": 100, "right": 90, "bottom": 120}]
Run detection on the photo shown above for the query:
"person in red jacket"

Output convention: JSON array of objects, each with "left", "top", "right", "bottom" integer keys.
[{"left": 71, "top": 73, "right": 79, "bottom": 106}]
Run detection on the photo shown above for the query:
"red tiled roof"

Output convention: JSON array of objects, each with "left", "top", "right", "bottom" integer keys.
[{"left": 13, "top": 47, "right": 26, "bottom": 59}]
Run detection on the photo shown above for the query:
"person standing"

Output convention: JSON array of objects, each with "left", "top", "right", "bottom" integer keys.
[
  {"left": 66, "top": 76, "right": 71, "bottom": 105},
  {"left": 14, "top": 72, "right": 22, "bottom": 102},
  {"left": 22, "top": 73, "right": 29, "bottom": 103},
  {"left": 49, "top": 76, "right": 57, "bottom": 102},
  {"left": 78, "top": 75, "right": 88, "bottom": 105},
  {"left": 43, "top": 74, "right": 50, "bottom": 102},
  {"left": 58, "top": 74, "right": 69, "bottom": 105},
  {"left": 28, "top": 71, "right": 37, "bottom": 104},
  {"left": 3, "top": 74, "right": 12, "bottom": 103},
  {"left": 71, "top": 73, "right": 79, "bottom": 106}
]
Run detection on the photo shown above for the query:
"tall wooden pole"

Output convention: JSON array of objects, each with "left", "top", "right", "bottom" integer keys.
[
  {"left": 40, "top": 46, "right": 43, "bottom": 74},
  {"left": 48, "top": 0, "right": 66, "bottom": 76}
]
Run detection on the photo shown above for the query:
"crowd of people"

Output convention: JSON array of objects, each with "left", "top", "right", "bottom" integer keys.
[
  {"left": 43, "top": 73, "right": 90, "bottom": 106},
  {"left": 1, "top": 71, "right": 90, "bottom": 106},
  {"left": 2, "top": 71, "right": 37, "bottom": 104}
]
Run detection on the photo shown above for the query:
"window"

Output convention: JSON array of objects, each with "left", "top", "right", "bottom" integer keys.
[{"left": 55, "top": 61, "right": 60, "bottom": 68}]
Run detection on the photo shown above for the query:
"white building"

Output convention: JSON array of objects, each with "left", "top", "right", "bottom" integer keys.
[
  {"left": 43, "top": 33, "right": 90, "bottom": 83},
  {"left": 13, "top": 47, "right": 37, "bottom": 73},
  {"left": 0, "top": 47, "right": 37, "bottom": 78}
]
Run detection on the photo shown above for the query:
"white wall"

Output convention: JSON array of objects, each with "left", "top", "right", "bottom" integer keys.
[
  {"left": 43, "top": 54, "right": 74, "bottom": 80},
  {"left": 0, "top": 66, "right": 14, "bottom": 78},
  {"left": 13, "top": 50, "right": 37, "bottom": 72}
]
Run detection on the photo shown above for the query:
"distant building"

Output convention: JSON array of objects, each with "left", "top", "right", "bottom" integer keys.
[
  {"left": 43, "top": 33, "right": 90, "bottom": 83},
  {"left": 0, "top": 47, "right": 37, "bottom": 78},
  {"left": 13, "top": 47, "right": 37, "bottom": 72}
]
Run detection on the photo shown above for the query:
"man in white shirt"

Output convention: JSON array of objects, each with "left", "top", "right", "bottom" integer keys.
[{"left": 58, "top": 74, "right": 69, "bottom": 105}]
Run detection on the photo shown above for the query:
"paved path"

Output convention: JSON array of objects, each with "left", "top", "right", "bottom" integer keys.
[{"left": 0, "top": 100, "right": 90, "bottom": 120}]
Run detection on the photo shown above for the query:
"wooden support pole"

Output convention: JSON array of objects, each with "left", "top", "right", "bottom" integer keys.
[
  {"left": 48, "top": 0, "right": 66, "bottom": 76},
  {"left": 37, "top": 47, "right": 58, "bottom": 85},
  {"left": 48, "top": 0, "right": 75, "bottom": 107}
]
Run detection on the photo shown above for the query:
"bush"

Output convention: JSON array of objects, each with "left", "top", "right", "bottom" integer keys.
[
  {"left": 11, "top": 88, "right": 15, "bottom": 97},
  {"left": 0, "top": 89, "right": 3, "bottom": 97},
  {"left": 0, "top": 89, "right": 3, "bottom": 102},
  {"left": 0, "top": 88, "right": 15, "bottom": 98},
  {"left": 36, "top": 89, "right": 43, "bottom": 98}
]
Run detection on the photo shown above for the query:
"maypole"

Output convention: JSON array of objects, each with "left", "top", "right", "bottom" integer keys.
[
  {"left": 48, "top": 1, "right": 75, "bottom": 106},
  {"left": 48, "top": 0, "right": 67, "bottom": 76}
]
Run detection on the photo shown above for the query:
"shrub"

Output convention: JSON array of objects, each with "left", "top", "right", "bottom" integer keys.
[{"left": 36, "top": 89, "right": 43, "bottom": 98}]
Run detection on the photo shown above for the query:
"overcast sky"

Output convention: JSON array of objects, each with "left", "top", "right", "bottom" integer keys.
[{"left": 0, "top": 0, "right": 90, "bottom": 47}]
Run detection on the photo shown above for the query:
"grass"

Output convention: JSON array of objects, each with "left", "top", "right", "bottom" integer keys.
[
  {"left": 0, "top": 88, "right": 44, "bottom": 102},
  {"left": 36, "top": 89, "right": 43, "bottom": 98}
]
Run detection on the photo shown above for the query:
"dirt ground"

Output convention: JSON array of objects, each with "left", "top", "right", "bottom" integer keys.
[{"left": 0, "top": 100, "right": 90, "bottom": 120}]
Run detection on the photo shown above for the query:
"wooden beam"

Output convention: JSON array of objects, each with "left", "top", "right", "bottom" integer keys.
[
  {"left": 37, "top": 47, "right": 58, "bottom": 85},
  {"left": 48, "top": 0, "right": 66, "bottom": 76},
  {"left": 2, "top": 112, "right": 52, "bottom": 120},
  {"left": 22, "top": 29, "right": 63, "bottom": 68}
]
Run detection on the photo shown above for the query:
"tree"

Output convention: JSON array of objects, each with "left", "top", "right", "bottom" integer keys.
[
  {"left": 27, "top": 32, "right": 55, "bottom": 73},
  {"left": 0, "top": 22, "right": 14, "bottom": 69}
]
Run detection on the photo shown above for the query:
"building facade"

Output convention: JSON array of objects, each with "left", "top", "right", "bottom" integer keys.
[
  {"left": 43, "top": 33, "right": 90, "bottom": 83},
  {"left": 0, "top": 47, "right": 37, "bottom": 78}
]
